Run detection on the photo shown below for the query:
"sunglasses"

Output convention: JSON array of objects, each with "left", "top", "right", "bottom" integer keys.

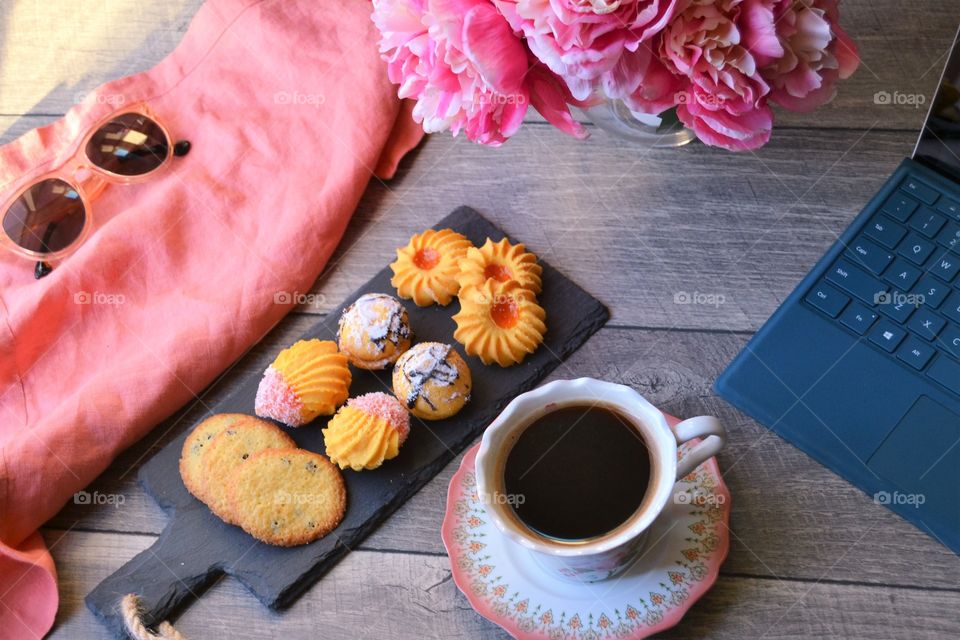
[{"left": 0, "top": 104, "right": 190, "bottom": 278}]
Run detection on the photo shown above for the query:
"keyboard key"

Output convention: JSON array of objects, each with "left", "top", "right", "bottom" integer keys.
[
  {"left": 839, "top": 302, "right": 878, "bottom": 335},
  {"left": 865, "top": 215, "right": 907, "bottom": 249},
  {"left": 938, "top": 325, "right": 960, "bottom": 358},
  {"left": 826, "top": 259, "right": 888, "bottom": 303},
  {"left": 907, "top": 307, "right": 946, "bottom": 340},
  {"left": 926, "top": 250, "right": 960, "bottom": 283},
  {"left": 937, "top": 197, "right": 960, "bottom": 220},
  {"left": 944, "top": 290, "right": 960, "bottom": 321},
  {"left": 805, "top": 282, "right": 849, "bottom": 318},
  {"left": 876, "top": 292, "right": 917, "bottom": 324},
  {"left": 928, "top": 355, "right": 960, "bottom": 396},
  {"left": 847, "top": 236, "right": 894, "bottom": 274},
  {"left": 901, "top": 177, "right": 939, "bottom": 205},
  {"left": 869, "top": 320, "right": 907, "bottom": 352},
  {"left": 896, "top": 337, "right": 936, "bottom": 370},
  {"left": 897, "top": 232, "right": 936, "bottom": 265},
  {"left": 913, "top": 275, "right": 949, "bottom": 309},
  {"left": 942, "top": 291, "right": 960, "bottom": 325},
  {"left": 910, "top": 208, "right": 947, "bottom": 238},
  {"left": 936, "top": 221, "right": 960, "bottom": 252},
  {"left": 882, "top": 192, "right": 919, "bottom": 221},
  {"left": 883, "top": 258, "right": 922, "bottom": 289}
]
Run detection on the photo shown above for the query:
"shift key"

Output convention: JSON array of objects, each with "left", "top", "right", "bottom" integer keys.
[{"left": 826, "top": 259, "right": 889, "bottom": 303}]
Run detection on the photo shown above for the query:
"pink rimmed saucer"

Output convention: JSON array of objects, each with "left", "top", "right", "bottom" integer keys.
[{"left": 441, "top": 440, "right": 731, "bottom": 640}]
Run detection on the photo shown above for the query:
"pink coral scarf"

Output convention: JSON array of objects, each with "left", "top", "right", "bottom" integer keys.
[{"left": 0, "top": 1, "right": 421, "bottom": 637}]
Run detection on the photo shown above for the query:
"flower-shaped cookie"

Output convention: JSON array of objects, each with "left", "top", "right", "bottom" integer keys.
[
  {"left": 391, "top": 228, "right": 472, "bottom": 306},
  {"left": 456, "top": 237, "right": 542, "bottom": 294},
  {"left": 453, "top": 280, "right": 547, "bottom": 367}
]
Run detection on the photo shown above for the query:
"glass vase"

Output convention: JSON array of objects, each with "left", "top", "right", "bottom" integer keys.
[{"left": 583, "top": 99, "right": 696, "bottom": 148}]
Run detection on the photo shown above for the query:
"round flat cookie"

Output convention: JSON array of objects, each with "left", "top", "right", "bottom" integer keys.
[
  {"left": 228, "top": 448, "right": 346, "bottom": 546},
  {"left": 200, "top": 420, "right": 296, "bottom": 524},
  {"left": 179, "top": 414, "right": 260, "bottom": 502}
]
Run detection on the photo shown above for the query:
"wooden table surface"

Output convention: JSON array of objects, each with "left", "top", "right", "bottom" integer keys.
[{"left": 4, "top": 1, "right": 960, "bottom": 638}]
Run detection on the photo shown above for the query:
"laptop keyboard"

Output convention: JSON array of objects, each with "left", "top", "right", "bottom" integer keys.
[{"left": 804, "top": 175, "right": 960, "bottom": 397}]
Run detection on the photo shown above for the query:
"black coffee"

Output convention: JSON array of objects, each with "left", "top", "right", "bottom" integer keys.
[{"left": 503, "top": 405, "right": 651, "bottom": 541}]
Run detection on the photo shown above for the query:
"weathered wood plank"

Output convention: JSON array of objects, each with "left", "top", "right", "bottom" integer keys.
[
  {"left": 42, "top": 529, "right": 960, "bottom": 640},
  {"left": 3, "top": 121, "right": 909, "bottom": 331},
  {"left": 47, "top": 316, "right": 960, "bottom": 590},
  {"left": 306, "top": 126, "right": 913, "bottom": 331},
  {"left": 0, "top": 1, "right": 956, "bottom": 131},
  {"left": 0, "top": 0, "right": 205, "bottom": 116}
]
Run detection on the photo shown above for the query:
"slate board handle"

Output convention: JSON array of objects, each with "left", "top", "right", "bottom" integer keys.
[{"left": 86, "top": 511, "right": 221, "bottom": 639}]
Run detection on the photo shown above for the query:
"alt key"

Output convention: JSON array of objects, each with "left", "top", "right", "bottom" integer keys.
[{"left": 896, "top": 336, "right": 936, "bottom": 370}]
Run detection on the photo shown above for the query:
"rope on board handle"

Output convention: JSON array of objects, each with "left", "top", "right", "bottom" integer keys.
[{"left": 120, "top": 594, "right": 188, "bottom": 640}]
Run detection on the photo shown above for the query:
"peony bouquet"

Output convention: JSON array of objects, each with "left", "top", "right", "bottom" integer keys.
[{"left": 370, "top": 0, "right": 859, "bottom": 151}]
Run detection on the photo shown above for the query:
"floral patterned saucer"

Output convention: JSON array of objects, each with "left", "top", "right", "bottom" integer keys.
[{"left": 441, "top": 441, "right": 730, "bottom": 640}]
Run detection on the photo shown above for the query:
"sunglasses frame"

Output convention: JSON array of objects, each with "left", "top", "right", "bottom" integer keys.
[{"left": 0, "top": 103, "right": 175, "bottom": 261}]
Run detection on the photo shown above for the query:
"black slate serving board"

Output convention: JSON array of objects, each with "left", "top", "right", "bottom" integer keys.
[{"left": 86, "top": 206, "right": 609, "bottom": 637}]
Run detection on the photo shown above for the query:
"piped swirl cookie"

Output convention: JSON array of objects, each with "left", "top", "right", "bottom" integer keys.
[
  {"left": 255, "top": 339, "right": 351, "bottom": 427},
  {"left": 337, "top": 293, "right": 413, "bottom": 370},
  {"left": 453, "top": 280, "right": 547, "bottom": 367},
  {"left": 456, "top": 237, "right": 542, "bottom": 294},
  {"left": 390, "top": 228, "right": 472, "bottom": 306},
  {"left": 323, "top": 393, "right": 411, "bottom": 470},
  {"left": 392, "top": 342, "right": 472, "bottom": 420}
]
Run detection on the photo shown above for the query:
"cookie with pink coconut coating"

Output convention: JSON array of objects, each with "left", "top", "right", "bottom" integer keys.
[
  {"left": 322, "top": 392, "right": 411, "bottom": 471},
  {"left": 255, "top": 339, "right": 351, "bottom": 427}
]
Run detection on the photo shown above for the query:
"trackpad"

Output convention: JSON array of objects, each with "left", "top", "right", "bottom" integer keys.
[{"left": 868, "top": 396, "right": 960, "bottom": 528}]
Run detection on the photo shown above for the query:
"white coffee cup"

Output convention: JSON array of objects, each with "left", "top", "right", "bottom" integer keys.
[{"left": 474, "top": 378, "right": 726, "bottom": 583}]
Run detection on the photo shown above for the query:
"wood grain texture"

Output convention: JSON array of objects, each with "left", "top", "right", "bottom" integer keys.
[
  {"left": 45, "top": 317, "right": 960, "bottom": 592},
  {"left": 1, "top": 120, "right": 917, "bottom": 332},
  {"left": 44, "top": 530, "right": 960, "bottom": 640},
  {"left": 0, "top": 1, "right": 957, "bottom": 133},
  {"left": 299, "top": 126, "right": 914, "bottom": 331}
]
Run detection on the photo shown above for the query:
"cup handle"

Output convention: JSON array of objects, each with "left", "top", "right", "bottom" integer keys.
[{"left": 672, "top": 416, "right": 727, "bottom": 480}]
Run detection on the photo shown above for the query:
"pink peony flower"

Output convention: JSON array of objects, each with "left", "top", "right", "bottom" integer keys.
[
  {"left": 493, "top": 0, "right": 683, "bottom": 101},
  {"left": 622, "top": 41, "right": 685, "bottom": 114},
  {"left": 660, "top": 0, "right": 780, "bottom": 151},
  {"left": 761, "top": 0, "right": 860, "bottom": 111},
  {"left": 371, "top": 0, "right": 586, "bottom": 145}
]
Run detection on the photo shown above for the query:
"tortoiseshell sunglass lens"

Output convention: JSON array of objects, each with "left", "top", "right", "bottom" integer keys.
[
  {"left": 85, "top": 113, "right": 169, "bottom": 176},
  {"left": 2, "top": 178, "right": 86, "bottom": 254}
]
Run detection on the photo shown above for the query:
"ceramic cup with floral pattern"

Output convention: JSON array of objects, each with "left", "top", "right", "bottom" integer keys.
[{"left": 475, "top": 378, "right": 726, "bottom": 583}]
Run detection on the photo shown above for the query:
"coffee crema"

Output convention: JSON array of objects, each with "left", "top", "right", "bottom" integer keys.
[{"left": 502, "top": 405, "right": 652, "bottom": 541}]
